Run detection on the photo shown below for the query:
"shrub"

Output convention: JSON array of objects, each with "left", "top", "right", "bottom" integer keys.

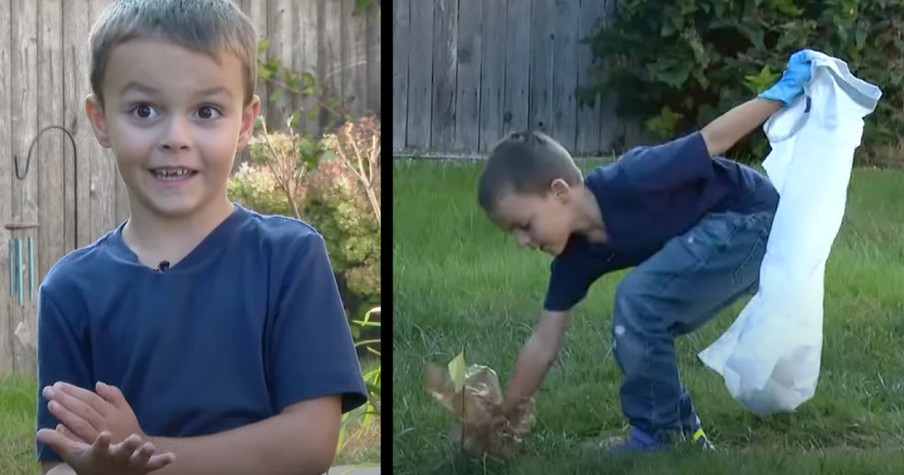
[
  {"left": 227, "top": 115, "right": 382, "bottom": 322},
  {"left": 580, "top": 0, "right": 904, "bottom": 165}
]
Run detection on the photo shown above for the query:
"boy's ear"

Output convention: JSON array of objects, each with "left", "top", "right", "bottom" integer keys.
[
  {"left": 550, "top": 178, "right": 572, "bottom": 201},
  {"left": 84, "top": 94, "right": 112, "bottom": 148},
  {"left": 236, "top": 94, "right": 262, "bottom": 153}
]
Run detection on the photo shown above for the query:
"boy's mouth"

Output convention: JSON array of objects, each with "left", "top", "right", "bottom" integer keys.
[{"left": 150, "top": 168, "right": 198, "bottom": 181}]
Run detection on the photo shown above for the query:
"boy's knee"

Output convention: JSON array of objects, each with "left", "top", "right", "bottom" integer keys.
[
  {"left": 612, "top": 275, "right": 665, "bottom": 337},
  {"left": 612, "top": 276, "right": 648, "bottom": 322}
]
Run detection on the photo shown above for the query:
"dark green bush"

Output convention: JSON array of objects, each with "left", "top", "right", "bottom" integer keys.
[{"left": 580, "top": 0, "right": 903, "bottom": 165}]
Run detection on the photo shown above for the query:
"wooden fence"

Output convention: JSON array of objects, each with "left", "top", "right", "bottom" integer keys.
[
  {"left": 393, "top": 0, "right": 637, "bottom": 158},
  {"left": 0, "top": 0, "right": 381, "bottom": 377}
]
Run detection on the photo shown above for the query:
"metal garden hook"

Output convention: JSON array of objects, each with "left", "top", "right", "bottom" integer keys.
[
  {"left": 13, "top": 125, "right": 79, "bottom": 242},
  {"left": 6, "top": 125, "right": 79, "bottom": 306}
]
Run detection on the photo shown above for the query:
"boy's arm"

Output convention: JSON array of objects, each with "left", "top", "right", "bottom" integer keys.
[
  {"left": 147, "top": 396, "right": 340, "bottom": 475},
  {"left": 40, "top": 393, "right": 342, "bottom": 475},
  {"left": 701, "top": 48, "right": 814, "bottom": 157},
  {"left": 700, "top": 98, "right": 782, "bottom": 157},
  {"left": 503, "top": 310, "right": 571, "bottom": 413}
]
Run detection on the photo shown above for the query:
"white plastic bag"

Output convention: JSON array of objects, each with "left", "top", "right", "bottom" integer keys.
[{"left": 698, "top": 52, "right": 883, "bottom": 416}]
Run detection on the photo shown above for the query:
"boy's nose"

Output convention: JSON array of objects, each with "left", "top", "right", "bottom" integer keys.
[{"left": 160, "top": 117, "right": 191, "bottom": 151}]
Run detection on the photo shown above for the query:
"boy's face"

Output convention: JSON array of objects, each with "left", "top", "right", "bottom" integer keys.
[
  {"left": 488, "top": 180, "right": 576, "bottom": 256},
  {"left": 85, "top": 39, "right": 260, "bottom": 220}
]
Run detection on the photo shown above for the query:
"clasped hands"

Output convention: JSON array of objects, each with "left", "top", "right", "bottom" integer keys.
[{"left": 37, "top": 381, "right": 175, "bottom": 475}]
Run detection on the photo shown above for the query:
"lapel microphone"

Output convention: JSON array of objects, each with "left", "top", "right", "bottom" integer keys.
[{"left": 157, "top": 260, "right": 171, "bottom": 272}]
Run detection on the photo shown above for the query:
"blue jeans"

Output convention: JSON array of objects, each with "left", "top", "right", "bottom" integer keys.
[{"left": 611, "top": 210, "right": 775, "bottom": 441}]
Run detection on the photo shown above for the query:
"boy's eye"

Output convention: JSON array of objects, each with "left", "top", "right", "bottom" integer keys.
[
  {"left": 196, "top": 105, "right": 222, "bottom": 120},
  {"left": 133, "top": 104, "right": 157, "bottom": 119}
]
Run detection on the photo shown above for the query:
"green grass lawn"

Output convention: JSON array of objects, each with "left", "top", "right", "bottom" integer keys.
[
  {"left": 393, "top": 158, "right": 904, "bottom": 474},
  {"left": 0, "top": 359, "right": 380, "bottom": 474}
]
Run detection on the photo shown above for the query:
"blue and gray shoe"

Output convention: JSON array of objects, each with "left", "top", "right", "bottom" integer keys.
[{"left": 586, "top": 423, "right": 715, "bottom": 454}]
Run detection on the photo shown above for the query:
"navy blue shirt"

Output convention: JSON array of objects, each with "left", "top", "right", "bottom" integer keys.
[
  {"left": 36, "top": 204, "right": 368, "bottom": 462},
  {"left": 544, "top": 132, "right": 779, "bottom": 311}
]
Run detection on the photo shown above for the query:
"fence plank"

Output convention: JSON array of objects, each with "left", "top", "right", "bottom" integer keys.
[
  {"left": 9, "top": 0, "right": 39, "bottom": 375},
  {"left": 453, "top": 0, "right": 482, "bottom": 153},
  {"left": 267, "top": 0, "right": 294, "bottom": 128},
  {"left": 477, "top": 0, "right": 506, "bottom": 153},
  {"left": 598, "top": 0, "right": 621, "bottom": 152},
  {"left": 320, "top": 0, "right": 343, "bottom": 131},
  {"left": 343, "top": 0, "right": 369, "bottom": 120},
  {"left": 430, "top": 0, "right": 457, "bottom": 152},
  {"left": 295, "top": 0, "right": 319, "bottom": 136},
  {"left": 405, "top": 1, "right": 433, "bottom": 150},
  {"left": 365, "top": 3, "right": 381, "bottom": 117},
  {"left": 244, "top": 0, "right": 269, "bottom": 126},
  {"left": 59, "top": 2, "right": 76, "bottom": 254},
  {"left": 0, "top": 0, "right": 12, "bottom": 377},
  {"left": 503, "top": 0, "right": 531, "bottom": 135},
  {"left": 575, "top": 0, "right": 603, "bottom": 155},
  {"left": 551, "top": 0, "right": 578, "bottom": 152},
  {"left": 391, "top": 0, "right": 410, "bottom": 151},
  {"left": 36, "top": 0, "right": 65, "bottom": 374},
  {"left": 66, "top": 0, "right": 94, "bottom": 249},
  {"left": 528, "top": 0, "right": 554, "bottom": 134}
]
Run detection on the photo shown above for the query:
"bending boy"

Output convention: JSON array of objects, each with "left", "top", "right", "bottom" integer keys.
[{"left": 477, "top": 51, "right": 812, "bottom": 452}]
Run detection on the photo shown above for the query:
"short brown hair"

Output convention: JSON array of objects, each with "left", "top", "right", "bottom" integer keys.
[
  {"left": 89, "top": 0, "right": 258, "bottom": 108},
  {"left": 477, "top": 131, "right": 583, "bottom": 212}
]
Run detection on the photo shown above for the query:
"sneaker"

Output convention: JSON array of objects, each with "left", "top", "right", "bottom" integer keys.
[
  {"left": 687, "top": 423, "right": 715, "bottom": 450},
  {"left": 584, "top": 424, "right": 715, "bottom": 456},
  {"left": 608, "top": 426, "right": 672, "bottom": 453}
]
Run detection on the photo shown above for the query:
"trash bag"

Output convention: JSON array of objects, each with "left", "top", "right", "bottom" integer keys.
[
  {"left": 424, "top": 363, "right": 535, "bottom": 459},
  {"left": 698, "top": 51, "right": 882, "bottom": 416}
]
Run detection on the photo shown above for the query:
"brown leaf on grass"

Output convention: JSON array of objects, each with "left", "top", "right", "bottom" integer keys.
[{"left": 423, "top": 363, "right": 536, "bottom": 459}]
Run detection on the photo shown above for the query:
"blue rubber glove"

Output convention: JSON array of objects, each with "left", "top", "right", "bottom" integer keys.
[{"left": 758, "top": 49, "right": 815, "bottom": 106}]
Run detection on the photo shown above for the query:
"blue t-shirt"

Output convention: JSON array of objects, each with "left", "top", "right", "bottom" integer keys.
[
  {"left": 35, "top": 204, "right": 368, "bottom": 461},
  {"left": 544, "top": 132, "right": 779, "bottom": 311}
]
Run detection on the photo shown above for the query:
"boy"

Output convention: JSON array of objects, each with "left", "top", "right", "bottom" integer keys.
[
  {"left": 478, "top": 51, "right": 813, "bottom": 452},
  {"left": 34, "top": 1, "right": 368, "bottom": 474}
]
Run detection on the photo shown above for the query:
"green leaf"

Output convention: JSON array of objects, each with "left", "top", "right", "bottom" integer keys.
[
  {"left": 303, "top": 72, "right": 317, "bottom": 88},
  {"left": 356, "top": 0, "right": 373, "bottom": 14},
  {"left": 447, "top": 348, "right": 466, "bottom": 394},
  {"left": 257, "top": 38, "right": 270, "bottom": 53},
  {"left": 270, "top": 89, "right": 284, "bottom": 103},
  {"left": 744, "top": 64, "right": 780, "bottom": 95},
  {"left": 308, "top": 106, "right": 320, "bottom": 120},
  {"left": 355, "top": 307, "right": 381, "bottom": 325}
]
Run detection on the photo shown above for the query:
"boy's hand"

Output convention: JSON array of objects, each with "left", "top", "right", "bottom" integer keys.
[
  {"left": 43, "top": 382, "right": 145, "bottom": 445},
  {"left": 36, "top": 429, "right": 175, "bottom": 475},
  {"left": 758, "top": 49, "right": 815, "bottom": 106}
]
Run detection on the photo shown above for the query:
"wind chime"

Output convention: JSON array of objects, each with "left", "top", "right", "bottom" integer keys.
[
  {"left": 5, "top": 126, "right": 77, "bottom": 349},
  {"left": 5, "top": 222, "right": 36, "bottom": 307}
]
